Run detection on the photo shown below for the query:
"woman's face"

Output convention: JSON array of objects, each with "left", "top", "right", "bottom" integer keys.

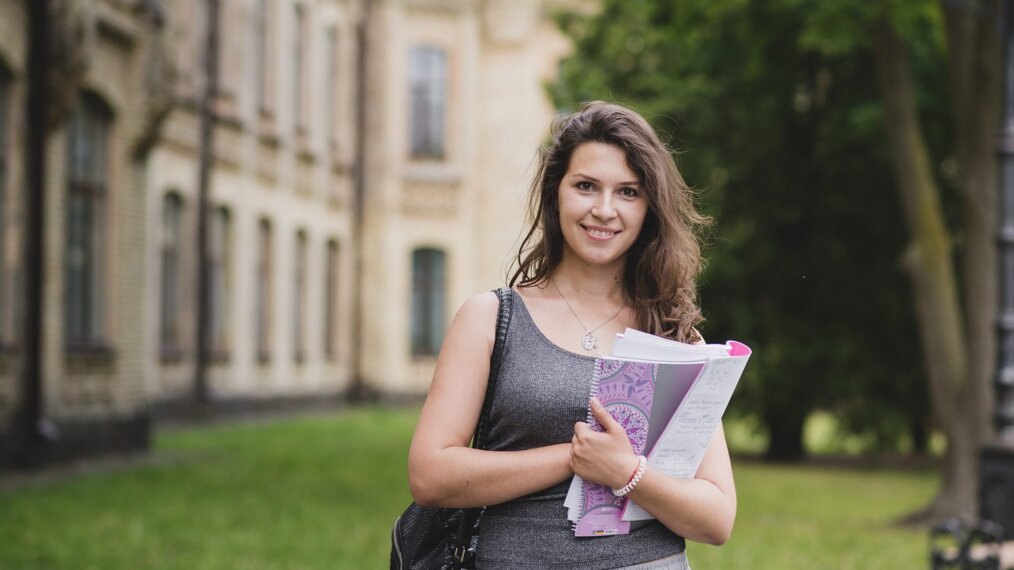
[{"left": 557, "top": 142, "right": 648, "bottom": 269}]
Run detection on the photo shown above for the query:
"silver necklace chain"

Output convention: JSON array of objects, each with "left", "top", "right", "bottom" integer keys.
[{"left": 551, "top": 281, "right": 625, "bottom": 351}]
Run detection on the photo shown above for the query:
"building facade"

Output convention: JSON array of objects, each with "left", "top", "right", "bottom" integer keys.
[
  {"left": 359, "top": 0, "right": 569, "bottom": 392},
  {"left": 149, "top": 0, "right": 364, "bottom": 404},
  {"left": 0, "top": 0, "right": 568, "bottom": 465},
  {"left": 0, "top": 0, "right": 173, "bottom": 463}
]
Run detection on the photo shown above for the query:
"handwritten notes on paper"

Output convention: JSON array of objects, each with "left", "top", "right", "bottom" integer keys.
[
  {"left": 620, "top": 344, "right": 751, "bottom": 522},
  {"left": 649, "top": 359, "right": 746, "bottom": 473},
  {"left": 564, "top": 331, "right": 752, "bottom": 530}
]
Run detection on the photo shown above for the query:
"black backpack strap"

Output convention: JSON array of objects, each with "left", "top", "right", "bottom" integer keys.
[
  {"left": 452, "top": 287, "right": 513, "bottom": 568},
  {"left": 473, "top": 287, "right": 512, "bottom": 451}
]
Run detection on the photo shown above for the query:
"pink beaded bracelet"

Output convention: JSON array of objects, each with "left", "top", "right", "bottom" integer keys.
[{"left": 612, "top": 455, "right": 647, "bottom": 497}]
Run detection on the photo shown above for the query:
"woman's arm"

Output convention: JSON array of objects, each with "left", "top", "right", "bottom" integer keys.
[
  {"left": 408, "top": 292, "right": 574, "bottom": 509},
  {"left": 571, "top": 398, "right": 736, "bottom": 545}
]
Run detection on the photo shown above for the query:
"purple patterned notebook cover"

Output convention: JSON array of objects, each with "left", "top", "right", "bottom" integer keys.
[{"left": 573, "top": 359, "right": 657, "bottom": 537}]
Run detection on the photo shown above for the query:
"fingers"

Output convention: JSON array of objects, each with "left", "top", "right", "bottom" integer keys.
[
  {"left": 572, "top": 421, "right": 599, "bottom": 453},
  {"left": 590, "top": 397, "right": 617, "bottom": 432},
  {"left": 571, "top": 400, "right": 639, "bottom": 488}
]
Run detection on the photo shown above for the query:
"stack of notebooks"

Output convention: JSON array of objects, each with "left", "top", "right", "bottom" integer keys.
[{"left": 564, "top": 329, "right": 752, "bottom": 537}]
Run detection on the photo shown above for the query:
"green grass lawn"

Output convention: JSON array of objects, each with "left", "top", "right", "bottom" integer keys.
[{"left": 0, "top": 408, "right": 938, "bottom": 569}]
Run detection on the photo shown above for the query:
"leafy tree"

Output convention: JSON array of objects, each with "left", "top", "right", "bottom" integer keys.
[
  {"left": 553, "top": 0, "right": 999, "bottom": 518},
  {"left": 784, "top": 0, "right": 1000, "bottom": 520},
  {"left": 551, "top": 0, "right": 932, "bottom": 461}
]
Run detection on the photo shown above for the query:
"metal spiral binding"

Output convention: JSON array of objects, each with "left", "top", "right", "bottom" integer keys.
[
  {"left": 572, "top": 357, "right": 607, "bottom": 532},
  {"left": 587, "top": 358, "right": 606, "bottom": 429}
]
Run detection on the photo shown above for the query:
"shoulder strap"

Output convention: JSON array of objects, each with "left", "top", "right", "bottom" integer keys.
[
  {"left": 452, "top": 289, "right": 512, "bottom": 568},
  {"left": 471, "top": 287, "right": 512, "bottom": 451}
]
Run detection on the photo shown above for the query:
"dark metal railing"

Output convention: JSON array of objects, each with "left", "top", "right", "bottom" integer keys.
[{"left": 931, "top": 518, "right": 1005, "bottom": 570}]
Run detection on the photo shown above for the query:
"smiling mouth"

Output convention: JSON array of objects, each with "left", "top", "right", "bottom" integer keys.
[{"left": 582, "top": 225, "right": 620, "bottom": 239}]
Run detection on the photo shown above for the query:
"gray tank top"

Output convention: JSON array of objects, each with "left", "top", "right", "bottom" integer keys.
[{"left": 476, "top": 289, "right": 686, "bottom": 569}]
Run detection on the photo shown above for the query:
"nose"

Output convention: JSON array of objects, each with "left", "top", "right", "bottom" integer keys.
[{"left": 592, "top": 192, "right": 617, "bottom": 221}]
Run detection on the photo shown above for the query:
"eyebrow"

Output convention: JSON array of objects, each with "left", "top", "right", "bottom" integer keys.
[{"left": 570, "top": 173, "right": 640, "bottom": 186}]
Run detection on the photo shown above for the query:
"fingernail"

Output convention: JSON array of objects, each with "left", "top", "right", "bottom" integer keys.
[{"left": 590, "top": 397, "right": 601, "bottom": 408}]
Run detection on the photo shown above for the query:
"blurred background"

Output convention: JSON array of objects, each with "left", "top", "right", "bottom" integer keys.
[
  {"left": 1, "top": 0, "right": 1012, "bottom": 568},
  {"left": 0, "top": 0, "right": 569, "bottom": 454}
]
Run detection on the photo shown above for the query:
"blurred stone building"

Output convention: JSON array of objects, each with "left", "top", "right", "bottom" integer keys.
[{"left": 0, "top": 0, "right": 567, "bottom": 464}]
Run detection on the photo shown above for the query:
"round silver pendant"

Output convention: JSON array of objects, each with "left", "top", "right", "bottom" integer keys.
[{"left": 582, "top": 333, "right": 597, "bottom": 351}]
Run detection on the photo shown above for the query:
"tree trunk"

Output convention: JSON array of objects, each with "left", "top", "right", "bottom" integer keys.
[
  {"left": 944, "top": 0, "right": 1002, "bottom": 450},
  {"left": 873, "top": 20, "right": 978, "bottom": 519}
]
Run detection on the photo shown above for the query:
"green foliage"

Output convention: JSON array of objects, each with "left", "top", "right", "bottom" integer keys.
[
  {"left": 551, "top": 0, "right": 944, "bottom": 457},
  {"left": 0, "top": 410, "right": 937, "bottom": 569}
]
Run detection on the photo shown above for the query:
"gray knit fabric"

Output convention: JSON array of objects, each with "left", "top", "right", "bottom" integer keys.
[{"left": 476, "top": 289, "right": 687, "bottom": 570}]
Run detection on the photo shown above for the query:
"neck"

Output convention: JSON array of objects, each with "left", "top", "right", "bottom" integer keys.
[{"left": 550, "top": 255, "right": 627, "bottom": 302}]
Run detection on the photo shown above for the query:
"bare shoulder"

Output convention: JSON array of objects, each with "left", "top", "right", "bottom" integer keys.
[
  {"left": 448, "top": 291, "right": 501, "bottom": 347},
  {"left": 457, "top": 290, "right": 500, "bottom": 324}
]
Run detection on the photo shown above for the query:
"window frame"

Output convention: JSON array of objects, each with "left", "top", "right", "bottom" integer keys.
[
  {"left": 410, "top": 247, "right": 446, "bottom": 357},
  {"left": 255, "top": 218, "right": 273, "bottom": 363},
  {"left": 159, "top": 192, "right": 184, "bottom": 357},
  {"left": 65, "top": 93, "right": 112, "bottom": 350},
  {"left": 293, "top": 2, "right": 306, "bottom": 135},
  {"left": 253, "top": 0, "right": 268, "bottom": 113},
  {"left": 408, "top": 45, "right": 447, "bottom": 160},
  {"left": 293, "top": 229, "right": 307, "bottom": 363},
  {"left": 324, "top": 25, "right": 338, "bottom": 153},
  {"left": 209, "top": 205, "right": 231, "bottom": 357},
  {"left": 323, "top": 239, "right": 338, "bottom": 360}
]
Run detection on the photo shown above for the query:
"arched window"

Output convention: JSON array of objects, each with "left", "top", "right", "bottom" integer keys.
[
  {"left": 65, "top": 93, "right": 112, "bottom": 347},
  {"left": 323, "top": 239, "right": 339, "bottom": 360},
  {"left": 209, "top": 206, "right": 231, "bottom": 354},
  {"left": 293, "top": 229, "right": 307, "bottom": 362},
  {"left": 408, "top": 45, "right": 446, "bottom": 159},
  {"left": 255, "top": 218, "right": 273, "bottom": 362},
  {"left": 160, "top": 192, "right": 184, "bottom": 354},
  {"left": 411, "top": 248, "right": 446, "bottom": 356}
]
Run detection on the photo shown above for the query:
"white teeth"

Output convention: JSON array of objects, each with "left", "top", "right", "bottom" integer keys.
[{"left": 586, "top": 228, "right": 616, "bottom": 238}]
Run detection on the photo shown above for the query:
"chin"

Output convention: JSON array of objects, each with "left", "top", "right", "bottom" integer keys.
[{"left": 576, "top": 251, "right": 626, "bottom": 267}]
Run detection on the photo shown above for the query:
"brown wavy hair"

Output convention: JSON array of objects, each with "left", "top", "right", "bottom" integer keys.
[{"left": 508, "top": 101, "right": 711, "bottom": 343}]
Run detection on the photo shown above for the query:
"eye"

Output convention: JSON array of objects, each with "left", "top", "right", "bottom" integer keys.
[
  {"left": 619, "top": 186, "right": 640, "bottom": 198},
  {"left": 576, "top": 181, "right": 595, "bottom": 191}
]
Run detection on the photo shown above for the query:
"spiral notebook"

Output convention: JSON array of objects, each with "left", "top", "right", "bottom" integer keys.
[{"left": 564, "top": 330, "right": 752, "bottom": 537}]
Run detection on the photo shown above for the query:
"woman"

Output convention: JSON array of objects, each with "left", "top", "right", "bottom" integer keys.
[{"left": 408, "top": 102, "right": 735, "bottom": 569}]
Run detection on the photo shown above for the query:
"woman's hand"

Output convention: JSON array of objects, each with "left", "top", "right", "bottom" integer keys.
[{"left": 570, "top": 397, "right": 640, "bottom": 490}]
